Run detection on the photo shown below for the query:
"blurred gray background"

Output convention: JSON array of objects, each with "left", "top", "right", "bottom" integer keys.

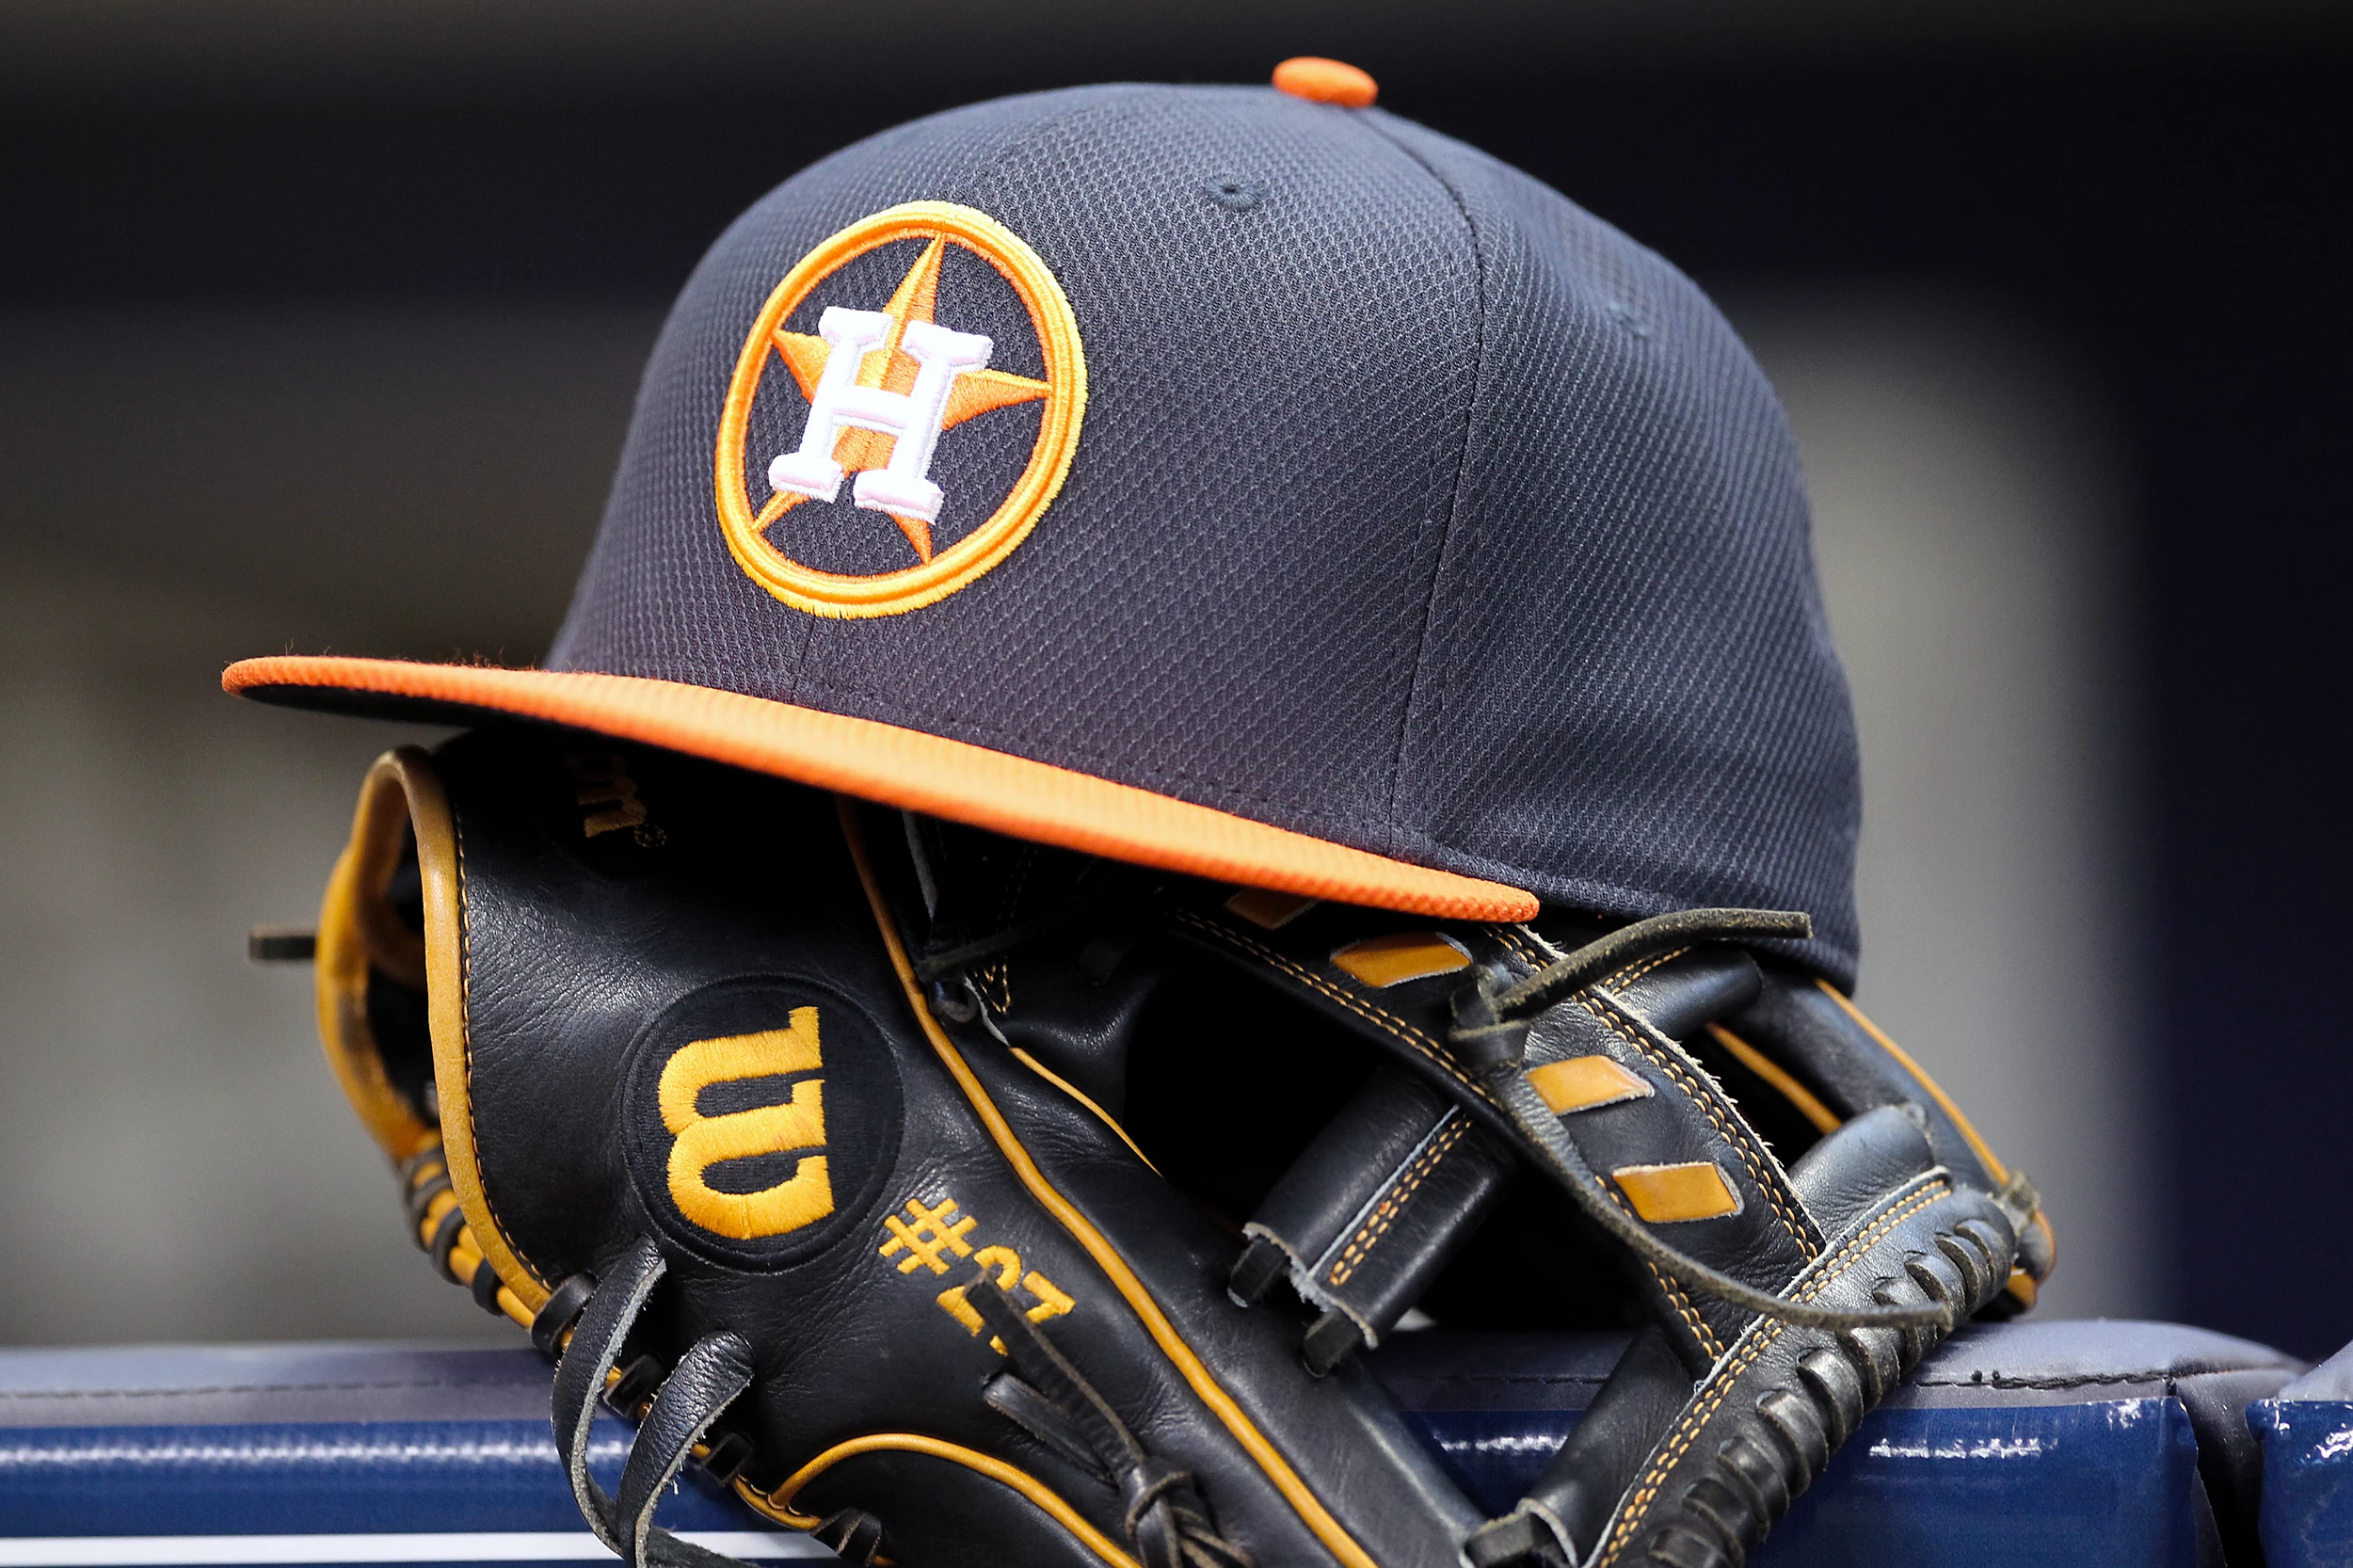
[{"left": 0, "top": 0, "right": 2343, "bottom": 1351}]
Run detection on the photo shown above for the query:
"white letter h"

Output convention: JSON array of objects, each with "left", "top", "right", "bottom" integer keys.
[{"left": 767, "top": 307, "right": 994, "bottom": 524}]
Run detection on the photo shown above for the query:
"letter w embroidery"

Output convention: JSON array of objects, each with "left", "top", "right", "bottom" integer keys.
[{"left": 659, "top": 1008, "right": 834, "bottom": 1240}]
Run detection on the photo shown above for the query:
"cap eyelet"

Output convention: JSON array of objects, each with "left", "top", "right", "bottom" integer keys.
[{"left": 1604, "top": 297, "right": 1654, "bottom": 341}]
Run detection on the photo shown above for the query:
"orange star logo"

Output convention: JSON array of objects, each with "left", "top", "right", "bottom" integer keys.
[
  {"left": 760, "top": 237, "right": 1050, "bottom": 565},
  {"left": 715, "top": 201, "right": 1088, "bottom": 619}
]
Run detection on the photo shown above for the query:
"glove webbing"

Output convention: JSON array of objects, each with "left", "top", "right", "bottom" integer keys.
[
  {"left": 967, "top": 1267, "right": 1252, "bottom": 1568},
  {"left": 550, "top": 1237, "right": 760, "bottom": 1568},
  {"left": 918, "top": 889, "right": 1960, "bottom": 1337}
]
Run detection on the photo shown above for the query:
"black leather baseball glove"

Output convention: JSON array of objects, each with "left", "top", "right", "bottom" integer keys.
[{"left": 311, "top": 727, "right": 2050, "bottom": 1568}]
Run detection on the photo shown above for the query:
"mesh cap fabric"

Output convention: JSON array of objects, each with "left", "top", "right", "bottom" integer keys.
[{"left": 227, "top": 81, "right": 1863, "bottom": 983}]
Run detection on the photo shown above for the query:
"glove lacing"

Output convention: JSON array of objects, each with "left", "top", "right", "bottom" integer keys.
[
  {"left": 965, "top": 1263, "right": 1252, "bottom": 1568},
  {"left": 543, "top": 1236, "right": 1249, "bottom": 1568},
  {"left": 547, "top": 1238, "right": 760, "bottom": 1568}
]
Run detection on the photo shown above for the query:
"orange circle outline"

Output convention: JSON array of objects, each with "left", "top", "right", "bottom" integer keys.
[{"left": 713, "top": 201, "right": 1087, "bottom": 617}]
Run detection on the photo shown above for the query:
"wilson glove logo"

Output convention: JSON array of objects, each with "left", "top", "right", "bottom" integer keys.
[
  {"left": 713, "top": 201, "right": 1087, "bottom": 618},
  {"left": 660, "top": 1007, "right": 833, "bottom": 1240},
  {"left": 625, "top": 977, "right": 903, "bottom": 1268}
]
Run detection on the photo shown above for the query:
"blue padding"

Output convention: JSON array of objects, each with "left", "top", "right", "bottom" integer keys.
[
  {"left": 1365, "top": 1320, "right": 2299, "bottom": 1567},
  {"left": 1765, "top": 1400, "right": 2204, "bottom": 1566},
  {"left": 2250, "top": 1401, "right": 2353, "bottom": 1568},
  {"left": 1401, "top": 1409, "right": 1582, "bottom": 1518},
  {"left": 0, "top": 1323, "right": 2304, "bottom": 1566},
  {"left": 1395, "top": 1399, "right": 2206, "bottom": 1566},
  {"left": 0, "top": 1419, "right": 745, "bottom": 1536},
  {"left": 2251, "top": 1336, "right": 2353, "bottom": 1567},
  {"left": 0, "top": 1342, "right": 776, "bottom": 1561}
]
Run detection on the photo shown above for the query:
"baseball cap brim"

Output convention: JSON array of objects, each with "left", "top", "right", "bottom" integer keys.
[{"left": 225, "top": 655, "right": 1539, "bottom": 922}]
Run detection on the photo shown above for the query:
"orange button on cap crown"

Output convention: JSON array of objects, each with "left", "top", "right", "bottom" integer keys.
[{"left": 1272, "top": 57, "right": 1378, "bottom": 109}]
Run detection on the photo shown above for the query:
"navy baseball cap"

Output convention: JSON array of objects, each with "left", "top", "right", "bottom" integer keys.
[{"left": 228, "top": 60, "right": 1864, "bottom": 982}]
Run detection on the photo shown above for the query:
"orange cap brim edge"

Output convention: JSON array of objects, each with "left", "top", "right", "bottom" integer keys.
[{"left": 224, "top": 656, "right": 1539, "bottom": 922}]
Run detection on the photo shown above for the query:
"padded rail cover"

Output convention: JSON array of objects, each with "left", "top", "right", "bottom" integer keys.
[
  {"left": 0, "top": 1321, "right": 2298, "bottom": 1568},
  {"left": 2251, "top": 1336, "right": 2353, "bottom": 1567}
]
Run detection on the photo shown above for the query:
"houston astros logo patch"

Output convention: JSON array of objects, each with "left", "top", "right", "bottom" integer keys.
[
  {"left": 714, "top": 201, "right": 1087, "bottom": 617},
  {"left": 624, "top": 976, "right": 903, "bottom": 1269}
]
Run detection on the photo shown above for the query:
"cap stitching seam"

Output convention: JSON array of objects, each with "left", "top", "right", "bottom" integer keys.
[
  {"left": 958, "top": 89, "right": 1163, "bottom": 210},
  {"left": 1354, "top": 114, "right": 1493, "bottom": 867}
]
